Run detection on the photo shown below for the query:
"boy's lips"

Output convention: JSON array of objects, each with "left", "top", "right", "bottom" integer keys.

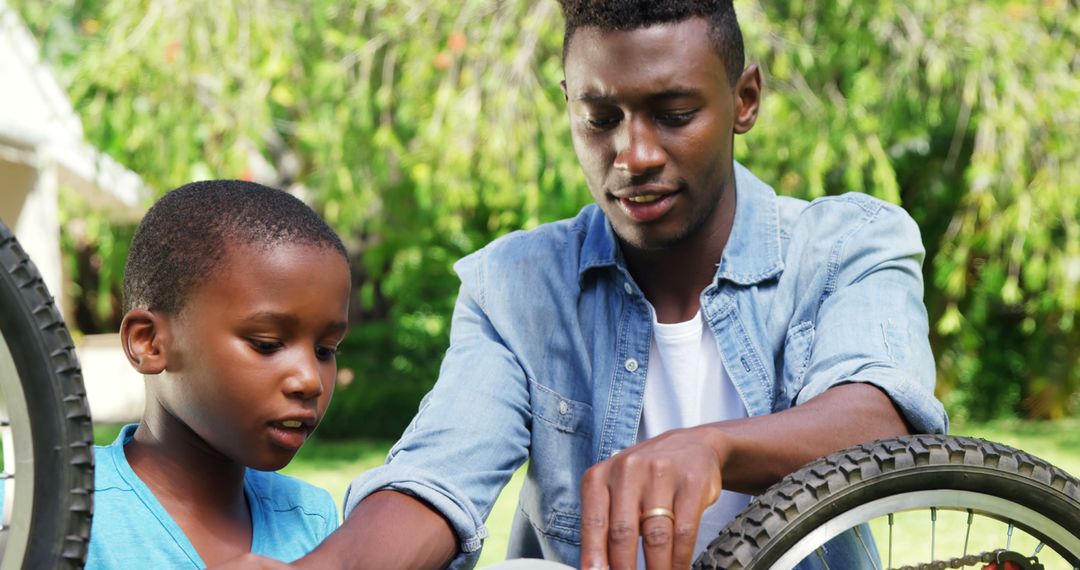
[{"left": 267, "top": 414, "right": 316, "bottom": 451}]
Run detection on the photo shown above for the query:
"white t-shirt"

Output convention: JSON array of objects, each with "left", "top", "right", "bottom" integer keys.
[{"left": 637, "top": 307, "right": 752, "bottom": 563}]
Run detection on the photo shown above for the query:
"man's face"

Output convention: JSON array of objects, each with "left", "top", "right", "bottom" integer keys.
[
  {"left": 562, "top": 17, "right": 758, "bottom": 251},
  {"left": 158, "top": 242, "right": 350, "bottom": 471}
]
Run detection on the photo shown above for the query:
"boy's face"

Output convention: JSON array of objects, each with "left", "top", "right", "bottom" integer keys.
[
  {"left": 157, "top": 242, "right": 350, "bottom": 471},
  {"left": 561, "top": 17, "right": 759, "bottom": 251}
]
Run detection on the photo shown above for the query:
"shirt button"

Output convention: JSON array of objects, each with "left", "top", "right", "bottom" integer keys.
[
  {"left": 624, "top": 358, "right": 639, "bottom": 372},
  {"left": 623, "top": 282, "right": 633, "bottom": 295},
  {"left": 558, "top": 400, "right": 569, "bottom": 415}
]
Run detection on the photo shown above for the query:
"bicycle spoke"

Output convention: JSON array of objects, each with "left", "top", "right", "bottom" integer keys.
[
  {"left": 853, "top": 525, "right": 881, "bottom": 570},
  {"left": 930, "top": 507, "right": 937, "bottom": 562},
  {"left": 1006, "top": 521, "right": 1014, "bottom": 551},
  {"left": 888, "top": 513, "right": 894, "bottom": 570},
  {"left": 963, "top": 509, "right": 973, "bottom": 557},
  {"left": 815, "top": 547, "right": 832, "bottom": 570},
  {"left": 1031, "top": 542, "right": 1044, "bottom": 558}
]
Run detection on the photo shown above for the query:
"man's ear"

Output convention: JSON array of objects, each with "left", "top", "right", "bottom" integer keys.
[
  {"left": 120, "top": 309, "right": 170, "bottom": 374},
  {"left": 733, "top": 64, "right": 762, "bottom": 134}
]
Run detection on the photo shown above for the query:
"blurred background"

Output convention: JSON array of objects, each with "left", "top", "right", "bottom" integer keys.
[
  {"left": 3, "top": 0, "right": 1077, "bottom": 563},
  {"left": 4, "top": 0, "right": 1078, "bottom": 434}
]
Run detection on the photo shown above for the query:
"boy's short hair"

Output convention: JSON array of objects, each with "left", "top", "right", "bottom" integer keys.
[
  {"left": 559, "top": 0, "right": 745, "bottom": 86},
  {"left": 123, "top": 180, "right": 347, "bottom": 314}
]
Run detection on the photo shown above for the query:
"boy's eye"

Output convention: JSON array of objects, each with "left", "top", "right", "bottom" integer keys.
[
  {"left": 315, "top": 345, "right": 338, "bottom": 361},
  {"left": 249, "top": 339, "right": 283, "bottom": 354}
]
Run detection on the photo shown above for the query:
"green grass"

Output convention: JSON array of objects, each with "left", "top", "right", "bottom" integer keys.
[{"left": 93, "top": 420, "right": 1079, "bottom": 567}]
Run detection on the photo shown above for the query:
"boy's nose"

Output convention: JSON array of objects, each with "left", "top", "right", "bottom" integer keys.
[{"left": 284, "top": 352, "right": 324, "bottom": 399}]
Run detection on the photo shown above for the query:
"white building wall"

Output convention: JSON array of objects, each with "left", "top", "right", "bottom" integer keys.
[{"left": 1, "top": 0, "right": 146, "bottom": 424}]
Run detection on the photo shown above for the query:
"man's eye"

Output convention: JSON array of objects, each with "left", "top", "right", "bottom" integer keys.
[
  {"left": 583, "top": 115, "right": 619, "bottom": 130},
  {"left": 657, "top": 110, "right": 696, "bottom": 125},
  {"left": 249, "top": 339, "right": 283, "bottom": 354}
]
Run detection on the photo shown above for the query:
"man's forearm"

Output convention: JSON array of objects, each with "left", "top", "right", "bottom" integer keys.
[
  {"left": 705, "top": 383, "right": 910, "bottom": 495},
  {"left": 295, "top": 490, "right": 457, "bottom": 570}
]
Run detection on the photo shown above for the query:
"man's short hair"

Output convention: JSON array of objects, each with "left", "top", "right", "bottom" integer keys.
[
  {"left": 559, "top": 0, "right": 745, "bottom": 86},
  {"left": 123, "top": 180, "right": 347, "bottom": 314}
]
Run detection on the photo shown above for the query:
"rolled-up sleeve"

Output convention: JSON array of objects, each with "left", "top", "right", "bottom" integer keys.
[
  {"left": 343, "top": 250, "right": 532, "bottom": 569},
  {"left": 794, "top": 198, "right": 949, "bottom": 435}
]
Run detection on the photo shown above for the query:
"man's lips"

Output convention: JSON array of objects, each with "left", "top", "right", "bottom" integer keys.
[
  {"left": 611, "top": 185, "right": 680, "bottom": 223},
  {"left": 610, "top": 183, "right": 679, "bottom": 201}
]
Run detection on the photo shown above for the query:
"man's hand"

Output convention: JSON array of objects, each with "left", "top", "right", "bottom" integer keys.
[
  {"left": 579, "top": 427, "right": 728, "bottom": 570},
  {"left": 578, "top": 384, "right": 911, "bottom": 570}
]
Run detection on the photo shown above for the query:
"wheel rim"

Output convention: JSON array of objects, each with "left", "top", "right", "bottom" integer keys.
[
  {"left": 0, "top": 324, "right": 34, "bottom": 570},
  {"left": 771, "top": 489, "right": 1080, "bottom": 569}
]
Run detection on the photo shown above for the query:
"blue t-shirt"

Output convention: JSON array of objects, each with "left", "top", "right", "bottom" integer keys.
[{"left": 87, "top": 424, "right": 338, "bottom": 569}]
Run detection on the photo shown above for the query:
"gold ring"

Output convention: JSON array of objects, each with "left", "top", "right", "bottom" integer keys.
[{"left": 640, "top": 507, "right": 675, "bottom": 522}]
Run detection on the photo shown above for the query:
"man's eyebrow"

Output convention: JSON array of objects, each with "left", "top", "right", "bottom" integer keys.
[
  {"left": 571, "top": 87, "right": 704, "bottom": 103},
  {"left": 571, "top": 92, "right": 616, "bottom": 103},
  {"left": 648, "top": 87, "right": 703, "bottom": 101}
]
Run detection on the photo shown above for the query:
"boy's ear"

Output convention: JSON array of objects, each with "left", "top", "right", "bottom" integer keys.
[{"left": 120, "top": 309, "right": 170, "bottom": 374}]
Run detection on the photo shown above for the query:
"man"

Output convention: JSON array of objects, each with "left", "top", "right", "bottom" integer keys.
[{"left": 228, "top": 1, "right": 947, "bottom": 569}]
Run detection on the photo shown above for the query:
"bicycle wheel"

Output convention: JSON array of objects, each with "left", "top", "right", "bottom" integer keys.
[
  {"left": 0, "top": 220, "right": 94, "bottom": 569},
  {"left": 695, "top": 435, "right": 1080, "bottom": 570}
]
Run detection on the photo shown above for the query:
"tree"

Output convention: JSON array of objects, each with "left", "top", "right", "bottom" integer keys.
[{"left": 13, "top": 0, "right": 1078, "bottom": 434}]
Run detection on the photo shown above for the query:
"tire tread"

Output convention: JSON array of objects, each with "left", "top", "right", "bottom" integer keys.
[
  {"left": 0, "top": 221, "right": 93, "bottom": 567},
  {"left": 694, "top": 435, "right": 1080, "bottom": 569}
]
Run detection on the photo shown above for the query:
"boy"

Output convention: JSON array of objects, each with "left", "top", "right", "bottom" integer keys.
[{"left": 87, "top": 180, "right": 352, "bottom": 568}]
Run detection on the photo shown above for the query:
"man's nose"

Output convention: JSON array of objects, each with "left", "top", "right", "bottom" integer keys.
[{"left": 613, "top": 116, "right": 666, "bottom": 175}]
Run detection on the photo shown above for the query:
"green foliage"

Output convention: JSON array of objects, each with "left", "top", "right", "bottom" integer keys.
[
  {"left": 14, "top": 0, "right": 1079, "bottom": 434},
  {"left": 737, "top": 1, "right": 1080, "bottom": 420}
]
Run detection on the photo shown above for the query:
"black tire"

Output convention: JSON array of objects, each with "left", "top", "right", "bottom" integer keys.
[
  {"left": 0, "top": 220, "right": 93, "bottom": 568},
  {"left": 695, "top": 434, "right": 1080, "bottom": 569}
]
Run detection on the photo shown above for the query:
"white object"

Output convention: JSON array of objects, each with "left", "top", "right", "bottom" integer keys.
[
  {"left": 638, "top": 308, "right": 753, "bottom": 562},
  {"left": 482, "top": 560, "right": 575, "bottom": 570}
]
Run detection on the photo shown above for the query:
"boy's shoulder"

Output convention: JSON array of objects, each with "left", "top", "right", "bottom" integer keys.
[
  {"left": 244, "top": 468, "right": 337, "bottom": 521},
  {"left": 244, "top": 469, "right": 339, "bottom": 557},
  {"left": 92, "top": 425, "right": 138, "bottom": 492},
  {"left": 88, "top": 426, "right": 338, "bottom": 567}
]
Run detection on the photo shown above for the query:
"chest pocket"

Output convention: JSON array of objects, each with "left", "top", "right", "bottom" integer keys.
[
  {"left": 530, "top": 380, "right": 593, "bottom": 439},
  {"left": 782, "top": 320, "right": 815, "bottom": 403},
  {"left": 525, "top": 381, "right": 593, "bottom": 545}
]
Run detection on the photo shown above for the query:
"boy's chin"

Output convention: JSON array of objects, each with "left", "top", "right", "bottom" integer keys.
[{"left": 247, "top": 451, "right": 300, "bottom": 473}]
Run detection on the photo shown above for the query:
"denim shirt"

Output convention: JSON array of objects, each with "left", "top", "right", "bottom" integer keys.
[{"left": 344, "top": 163, "right": 948, "bottom": 568}]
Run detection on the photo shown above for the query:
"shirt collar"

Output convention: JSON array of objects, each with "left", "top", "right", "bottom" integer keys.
[
  {"left": 578, "top": 161, "right": 784, "bottom": 286},
  {"left": 714, "top": 162, "right": 784, "bottom": 286}
]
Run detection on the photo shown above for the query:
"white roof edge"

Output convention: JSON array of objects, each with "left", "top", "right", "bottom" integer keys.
[
  {"left": 1, "top": 0, "right": 149, "bottom": 209},
  {"left": 48, "top": 140, "right": 145, "bottom": 207},
  {"left": 0, "top": 0, "right": 85, "bottom": 144},
  {"left": 0, "top": 123, "right": 42, "bottom": 155}
]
